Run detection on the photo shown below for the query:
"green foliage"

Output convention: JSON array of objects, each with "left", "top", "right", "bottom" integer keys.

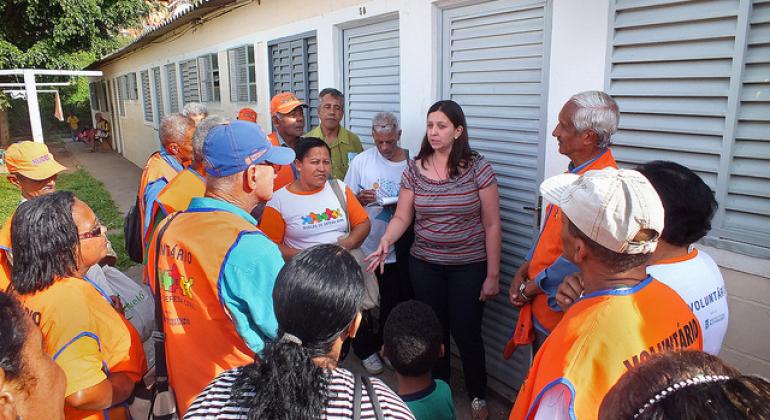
[{"left": 0, "top": 176, "right": 22, "bottom": 222}]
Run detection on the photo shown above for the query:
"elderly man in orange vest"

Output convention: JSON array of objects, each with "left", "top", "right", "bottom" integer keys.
[
  {"left": 510, "top": 168, "right": 702, "bottom": 419},
  {"left": 505, "top": 91, "right": 620, "bottom": 356},
  {"left": 145, "top": 120, "right": 294, "bottom": 414},
  {"left": 267, "top": 92, "right": 308, "bottom": 190}
]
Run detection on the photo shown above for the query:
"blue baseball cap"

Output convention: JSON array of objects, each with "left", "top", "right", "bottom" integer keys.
[{"left": 202, "top": 120, "right": 295, "bottom": 177}]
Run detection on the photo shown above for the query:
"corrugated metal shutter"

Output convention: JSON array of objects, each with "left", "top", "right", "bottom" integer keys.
[
  {"left": 153, "top": 66, "right": 164, "bottom": 123},
  {"left": 111, "top": 78, "right": 123, "bottom": 153},
  {"left": 442, "top": 0, "right": 548, "bottom": 393},
  {"left": 141, "top": 70, "right": 153, "bottom": 122},
  {"left": 198, "top": 56, "right": 212, "bottom": 103},
  {"left": 342, "top": 18, "right": 400, "bottom": 147},
  {"left": 228, "top": 45, "right": 250, "bottom": 102},
  {"left": 608, "top": 0, "right": 770, "bottom": 255},
  {"left": 117, "top": 75, "right": 127, "bottom": 117},
  {"left": 166, "top": 64, "right": 180, "bottom": 113},
  {"left": 180, "top": 59, "right": 200, "bottom": 104},
  {"left": 269, "top": 33, "right": 318, "bottom": 131}
]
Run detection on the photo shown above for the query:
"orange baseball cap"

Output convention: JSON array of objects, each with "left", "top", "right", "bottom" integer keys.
[
  {"left": 270, "top": 92, "right": 307, "bottom": 116},
  {"left": 5, "top": 141, "right": 67, "bottom": 180},
  {"left": 237, "top": 107, "right": 258, "bottom": 123}
]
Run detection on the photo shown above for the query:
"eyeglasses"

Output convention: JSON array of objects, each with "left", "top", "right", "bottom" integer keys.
[
  {"left": 258, "top": 161, "right": 282, "bottom": 173},
  {"left": 79, "top": 221, "right": 105, "bottom": 240}
]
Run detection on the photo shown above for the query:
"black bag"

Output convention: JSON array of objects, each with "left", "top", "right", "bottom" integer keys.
[
  {"left": 124, "top": 196, "right": 144, "bottom": 263},
  {"left": 353, "top": 373, "right": 384, "bottom": 420}
]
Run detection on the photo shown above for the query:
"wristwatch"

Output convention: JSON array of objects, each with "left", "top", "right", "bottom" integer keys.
[{"left": 518, "top": 281, "right": 531, "bottom": 301}]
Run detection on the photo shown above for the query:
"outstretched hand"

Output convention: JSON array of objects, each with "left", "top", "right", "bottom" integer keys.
[{"left": 364, "top": 238, "right": 390, "bottom": 274}]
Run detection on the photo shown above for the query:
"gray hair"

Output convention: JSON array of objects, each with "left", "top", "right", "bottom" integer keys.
[
  {"left": 568, "top": 91, "right": 619, "bottom": 149},
  {"left": 159, "top": 114, "right": 195, "bottom": 146},
  {"left": 182, "top": 102, "right": 208, "bottom": 118},
  {"left": 372, "top": 112, "right": 400, "bottom": 134},
  {"left": 192, "top": 115, "right": 229, "bottom": 164}
]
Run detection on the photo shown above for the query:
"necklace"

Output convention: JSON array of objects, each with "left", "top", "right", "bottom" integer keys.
[{"left": 430, "top": 157, "right": 446, "bottom": 180}]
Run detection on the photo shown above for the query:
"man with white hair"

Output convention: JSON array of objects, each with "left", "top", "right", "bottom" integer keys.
[
  {"left": 505, "top": 91, "right": 620, "bottom": 356},
  {"left": 344, "top": 111, "right": 410, "bottom": 374},
  {"left": 182, "top": 102, "right": 208, "bottom": 125}
]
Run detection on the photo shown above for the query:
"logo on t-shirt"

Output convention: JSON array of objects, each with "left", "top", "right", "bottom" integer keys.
[{"left": 302, "top": 207, "right": 344, "bottom": 227}]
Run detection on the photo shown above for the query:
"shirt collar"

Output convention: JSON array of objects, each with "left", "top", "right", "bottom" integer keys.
[
  {"left": 160, "top": 149, "right": 185, "bottom": 173},
  {"left": 569, "top": 148, "right": 609, "bottom": 174},
  {"left": 187, "top": 197, "right": 257, "bottom": 225}
]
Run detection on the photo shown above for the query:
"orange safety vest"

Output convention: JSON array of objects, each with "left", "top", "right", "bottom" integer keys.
[
  {"left": 18, "top": 276, "right": 146, "bottom": 420},
  {"left": 504, "top": 150, "right": 618, "bottom": 359},
  {"left": 145, "top": 208, "right": 259, "bottom": 414},
  {"left": 138, "top": 152, "right": 181, "bottom": 244},
  {"left": 268, "top": 132, "right": 297, "bottom": 191},
  {"left": 510, "top": 276, "right": 702, "bottom": 420},
  {"left": 0, "top": 214, "right": 11, "bottom": 291},
  {"left": 155, "top": 168, "right": 206, "bottom": 218}
]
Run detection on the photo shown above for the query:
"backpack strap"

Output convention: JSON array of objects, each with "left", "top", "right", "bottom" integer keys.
[
  {"left": 353, "top": 372, "right": 362, "bottom": 420},
  {"left": 328, "top": 179, "right": 351, "bottom": 234},
  {"left": 362, "top": 376, "right": 385, "bottom": 420},
  {"left": 152, "top": 212, "right": 181, "bottom": 393}
]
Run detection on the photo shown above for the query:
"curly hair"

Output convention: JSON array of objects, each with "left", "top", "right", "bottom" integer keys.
[
  {"left": 0, "top": 291, "right": 32, "bottom": 391},
  {"left": 637, "top": 161, "right": 718, "bottom": 247},
  {"left": 383, "top": 300, "right": 442, "bottom": 377},
  {"left": 600, "top": 350, "right": 770, "bottom": 420},
  {"left": 233, "top": 244, "right": 365, "bottom": 419},
  {"left": 11, "top": 191, "right": 79, "bottom": 295},
  {"left": 416, "top": 100, "right": 475, "bottom": 178}
]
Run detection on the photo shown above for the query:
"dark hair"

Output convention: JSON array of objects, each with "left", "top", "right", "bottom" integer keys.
[
  {"left": 567, "top": 218, "right": 653, "bottom": 273},
  {"left": 0, "top": 291, "right": 30, "bottom": 388},
  {"left": 636, "top": 161, "right": 718, "bottom": 247},
  {"left": 319, "top": 88, "right": 344, "bottom": 101},
  {"left": 383, "top": 300, "right": 442, "bottom": 377},
  {"left": 600, "top": 350, "right": 770, "bottom": 420},
  {"left": 11, "top": 191, "right": 79, "bottom": 295},
  {"left": 234, "top": 244, "right": 365, "bottom": 419},
  {"left": 416, "top": 100, "right": 474, "bottom": 178},
  {"left": 294, "top": 137, "right": 331, "bottom": 161}
]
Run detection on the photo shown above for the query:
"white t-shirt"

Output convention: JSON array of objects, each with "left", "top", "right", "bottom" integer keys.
[
  {"left": 266, "top": 179, "right": 352, "bottom": 250},
  {"left": 344, "top": 147, "right": 407, "bottom": 264},
  {"left": 647, "top": 248, "right": 729, "bottom": 355}
]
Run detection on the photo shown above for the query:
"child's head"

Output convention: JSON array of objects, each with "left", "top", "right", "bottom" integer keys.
[{"left": 383, "top": 300, "right": 442, "bottom": 377}]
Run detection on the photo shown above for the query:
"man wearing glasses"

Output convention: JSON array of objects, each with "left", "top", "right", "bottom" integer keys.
[
  {"left": 305, "top": 87, "right": 363, "bottom": 180},
  {"left": 268, "top": 92, "right": 308, "bottom": 190}
]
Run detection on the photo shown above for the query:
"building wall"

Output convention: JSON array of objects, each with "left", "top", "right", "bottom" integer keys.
[{"left": 93, "top": 0, "right": 770, "bottom": 383}]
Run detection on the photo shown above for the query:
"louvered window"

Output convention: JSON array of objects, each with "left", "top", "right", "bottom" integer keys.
[
  {"left": 152, "top": 66, "right": 164, "bottom": 123},
  {"left": 141, "top": 70, "right": 153, "bottom": 123},
  {"left": 128, "top": 73, "right": 138, "bottom": 100},
  {"left": 89, "top": 82, "right": 99, "bottom": 110},
  {"left": 608, "top": 0, "right": 770, "bottom": 256},
  {"left": 441, "top": 0, "right": 549, "bottom": 391},
  {"left": 117, "top": 75, "right": 127, "bottom": 117},
  {"left": 342, "top": 18, "right": 400, "bottom": 146},
  {"left": 98, "top": 82, "right": 109, "bottom": 112},
  {"left": 228, "top": 45, "right": 257, "bottom": 103},
  {"left": 180, "top": 59, "right": 200, "bottom": 104},
  {"left": 269, "top": 32, "right": 318, "bottom": 131},
  {"left": 198, "top": 53, "right": 220, "bottom": 103},
  {"left": 166, "top": 63, "right": 180, "bottom": 113}
]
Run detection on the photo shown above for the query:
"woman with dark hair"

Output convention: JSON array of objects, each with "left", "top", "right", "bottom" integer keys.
[
  {"left": 185, "top": 244, "right": 414, "bottom": 419},
  {"left": 367, "top": 100, "right": 502, "bottom": 419},
  {"left": 0, "top": 291, "right": 66, "bottom": 419},
  {"left": 10, "top": 191, "right": 146, "bottom": 419},
  {"left": 600, "top": 350, "right": 770, "bottom": 419}
]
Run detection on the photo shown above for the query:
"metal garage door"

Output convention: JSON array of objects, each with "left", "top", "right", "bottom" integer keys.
[
  {"left": 441, "top": 0, "right": 548, "bottom": 394},
  {"left": 342, "top": 18, "right": 400, "bottom": 147}
]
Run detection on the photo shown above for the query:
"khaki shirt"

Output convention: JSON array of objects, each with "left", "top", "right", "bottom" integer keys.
[{"left": 305, "top": 125, "right": 363, "bottom": 180}]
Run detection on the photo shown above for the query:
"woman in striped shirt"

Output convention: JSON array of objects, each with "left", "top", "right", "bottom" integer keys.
[
  {"left": 185, "top": 244, "right": 414, "bottom": 420},
  {"left": 367, "top": 100, "right": 502, "bottom": 420}
]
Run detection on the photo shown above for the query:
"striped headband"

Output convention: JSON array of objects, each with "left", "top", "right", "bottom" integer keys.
[{"left": 634, "top": 374, "right": 731, "bottom": 418}]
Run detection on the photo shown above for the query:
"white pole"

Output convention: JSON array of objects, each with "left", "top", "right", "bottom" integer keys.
[{"left": 23, "top": 70, "right": 44, "bottom": 143}]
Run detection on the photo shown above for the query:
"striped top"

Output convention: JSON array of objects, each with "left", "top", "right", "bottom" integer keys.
[
  {"left": 402, "top": 153, "right": 497, "bottom": 265},
  {"left": 184, "top": 366, "right": 415, "bottom": 420}
]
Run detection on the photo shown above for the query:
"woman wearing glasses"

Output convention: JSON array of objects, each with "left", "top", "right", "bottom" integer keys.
[{"left": 10, "top": 191, "right": 146, "bottom": 419}]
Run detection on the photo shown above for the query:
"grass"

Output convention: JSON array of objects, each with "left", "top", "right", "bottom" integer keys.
[{"left": 0, "top": 168, "right": 135, "bottom": 270}]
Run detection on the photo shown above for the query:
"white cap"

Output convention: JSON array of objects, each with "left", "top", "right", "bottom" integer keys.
[{"left": 539, "top": 167, "right": 664, "bottom": 254}]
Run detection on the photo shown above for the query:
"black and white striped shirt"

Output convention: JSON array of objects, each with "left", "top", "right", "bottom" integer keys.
[{"left": 184, "top": 366, "right": 415, "bottom": 419}]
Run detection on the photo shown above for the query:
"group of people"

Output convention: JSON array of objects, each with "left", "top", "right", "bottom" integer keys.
[
  {"left": 1, "top": 87, "right": 769, "bottom": 420},
  {"left": 67, "top": 112, "right": 111, "bottom": 152}
]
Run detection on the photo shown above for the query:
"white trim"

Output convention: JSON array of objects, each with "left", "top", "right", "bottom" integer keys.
[{"left": 698, "top": 244, "right": 770, "bottom": 279}]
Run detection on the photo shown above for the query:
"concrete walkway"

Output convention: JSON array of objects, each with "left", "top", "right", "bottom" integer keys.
[{"left": 53, "top": 139, "right": 512, "bottom": 420}]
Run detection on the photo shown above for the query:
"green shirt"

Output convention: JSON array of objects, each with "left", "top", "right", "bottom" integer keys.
[
  {"left": 400, "top": 379, "right": 456, "bottom": 420},
  {"left": 305, "top": 125, "right": 363, "bottom": 180}
]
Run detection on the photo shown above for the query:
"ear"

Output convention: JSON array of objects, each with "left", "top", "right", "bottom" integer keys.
[
  {"left": 573, "top": 237, "right": 588, "bottom": 264},
  {"left": 438, "top": 343, "right": 445, "bottom": 358},
  {"left": 348, "top": 312, "right": 363, "bottom": 339},
  {"left": 0, "top": 370, "right": 17, "bottom": 420},
  {"left": 6, "top": 174, "right": 21, "bottom": 190},
  {"left": 243, "top": 165, "right": 259, "bottom": 192},
  {"left": 165, "top": 142, "right": 178, "bottom": 155},
  {"left": 581, "top": 129, "right": 599, "bottom": 147},
  {"left": 454, "top": 125, "right": 464, "bottom": 139}
]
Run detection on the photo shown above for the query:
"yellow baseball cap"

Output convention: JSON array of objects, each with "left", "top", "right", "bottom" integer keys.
[
  {"left": 5, "top": 141, "right": 67, "bottom": 180},
  {"left": 270, "top": 92, "right": 307, "bottom": 116}
]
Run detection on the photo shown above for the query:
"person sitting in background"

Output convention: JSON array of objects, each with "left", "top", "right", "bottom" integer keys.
[
  {"left": 268, "top": 92, "right": 308, "bottom": 190},
  {"left": 384, "top": 300, "right": 455, "bottom": 420},
  {"left": 185, "top": 244, "right": 415, "bottom": 419},
  {"left": 510, "top": 168, "right": 702, "bottom": 420},
  {"left": 182, "top": 102, "right": 208, "bottom": 125},
  {"left": 556, "top": 161, "right": 728, "bottom": 356},
  {"left": 10, "top": 192, "right": 146, "bottom": 419},
  {"left": 92, "top": 113, "right": 111, "bottom": 152},
  {"left": 305, "top": 88, "right": 363, "bottom": 180},
  {"left": 236, "top": 107, "right": 257, "bottom": 123},
  {"left": 0, "top": 291, "right": 67, "bottom": 420},
  {"left": 600, "top": 350, "right": 770, "bottom": 419}
]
